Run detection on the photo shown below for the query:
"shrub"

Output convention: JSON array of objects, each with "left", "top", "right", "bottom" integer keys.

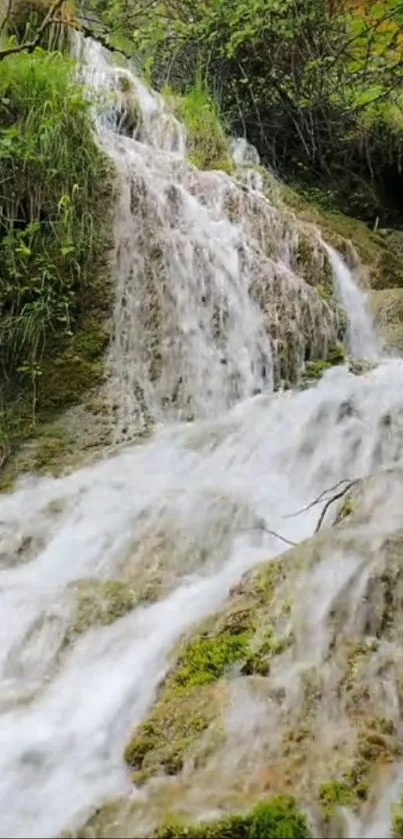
[{"left": 157, "top": 796, "right": 312, "bottom": 838}]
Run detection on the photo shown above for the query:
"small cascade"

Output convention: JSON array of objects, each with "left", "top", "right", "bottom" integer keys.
[{"left": 325, "top": 243, "right": 381, "bottom": 360}]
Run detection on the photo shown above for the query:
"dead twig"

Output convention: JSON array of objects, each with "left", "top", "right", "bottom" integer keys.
[
  {"left": 284, "top": 478, "right": 355, "bottom": 519},
  {"left": 315, "top": 479, "right": 361, "bottom": 533},
  {"left": 242, "top": 523, "right": 296, "bottom": 548}
]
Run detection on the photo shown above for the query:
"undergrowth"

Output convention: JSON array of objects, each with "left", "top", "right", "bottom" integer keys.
[
  {"left": 157, "top": 796, "right": 312, "bottom": 838},
  {"left": 0, "top": 47, "right": 113, "bottom": 453},
  {"left": 163, "top": 80, "right": 233, "bottom": 172}
]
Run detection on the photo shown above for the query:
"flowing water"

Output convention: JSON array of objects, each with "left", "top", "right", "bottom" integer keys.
[
  {"left": 1, "top": 38, "right": 403, "bottom": 839},
  {"left": 325, "top": 243, "right": 381, "bottom": 360}
]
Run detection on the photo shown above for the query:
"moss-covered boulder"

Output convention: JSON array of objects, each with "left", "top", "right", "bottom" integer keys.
[
  {"left": 68, "top": 578, "right": 139, "bottom": 638},
  {"left": 82, "top": 469, "right": 403, "bottom": 838},
  {"left": 370, "top": 289, "right": 403, "bottom": 354},
  {"left": 256, "top": 170, "right": 403, "bottom": 292},
  {"left": 156, "top": 796, "right": 312, "bottom": 838}
]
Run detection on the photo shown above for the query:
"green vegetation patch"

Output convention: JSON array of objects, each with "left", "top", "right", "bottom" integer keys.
[
  {"left": 68, "top": 578, "right": 139, "bottom": 637},
  {"left": 301, "top": 342, "right": 346, "bottom": 385},
  {"left": 171, "top": 632, "right": 250, "bottom": 690},
  {"left": 0, "top": 47, "right": 114, "bottom": 468},
  {"left": 124, "top": 629, "right": 251, "bottom": 782},
  {"left": 164, "top": 82, "right": 233, "bottom": 172},
  {"left": 124, "top": 557, "right": 296, "bottom": 783},
  {"left": 157, "top": 796, "right": 311, "bottom": 838},
  {"left": 392, "top": 794, "right": 403, "bottom": 838},
  {"left": 319, "top": 780, "right": 356, "bottom": 820}
]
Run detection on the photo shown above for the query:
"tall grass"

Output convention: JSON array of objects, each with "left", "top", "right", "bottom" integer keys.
[
  {"left": 0, "top": 48, "right": 113, "bottom": 419},
  {"left": 163, "top": 77, "right": 233, "bottom": 171}
]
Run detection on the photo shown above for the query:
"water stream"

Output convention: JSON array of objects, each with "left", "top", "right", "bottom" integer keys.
[{"left": 1, "top": 38, "right": 402, "bottom": 839}]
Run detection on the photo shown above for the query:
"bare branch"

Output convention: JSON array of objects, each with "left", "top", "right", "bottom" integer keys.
[
  {"left": 79, "top": 22, "right": 133, "bottom": 59},
  {"left": 315, "top": 479, "right": 361, "bottom": 533},
  {"left": 241, "top": 523, "right": 296, "bottom": 548},
  {"left": 284, "top": 478, "right": 356, "bottom": 519}
]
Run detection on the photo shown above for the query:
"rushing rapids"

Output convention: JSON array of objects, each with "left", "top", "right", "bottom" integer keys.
[{"left": 1, "top": 37, "right": 403, "bottom": 839}]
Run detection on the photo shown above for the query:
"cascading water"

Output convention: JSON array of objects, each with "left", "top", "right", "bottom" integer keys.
[
  {"left": 1, "top": 37, "right": 402, "bottom": 839},
  {"left": 325, "top": 242, "right": 381, "bottom": 360}
]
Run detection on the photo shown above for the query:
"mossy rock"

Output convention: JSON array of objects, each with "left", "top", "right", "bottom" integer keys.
[
  {"left": 124, "top": 629, "right": 253, "bottom": 782},
  {"left": 0, "top": 397, "right": 112, "bottom": 490},
  {"left": 68, "top": 578, "right": 139, "bottom": 638},
  {"left": 319, "top": 779, "right": 356, "bottom": 821},
  {"left": 124, "top": 557, "right": 295, "bottom": 783},
  {"left": 37, "top": 314, "right": 111, "bottom": 412},
  {"left": 157, "top": 796, "right": 312, "bottom": 838},
  {"left": 69, "top": 795, "right": 311, "bottom": 839},
  {"left": 370, "top": 288, "right": 403, "bottom": 353},
  {"left": 301, "top": 341, "right": 346, "bottom": 386},
  {"left": 0, "top": 307, "right": 113, "bottom": 490},
  {"left": 260, "top": 173, "right": 403, "bottom": 290}
]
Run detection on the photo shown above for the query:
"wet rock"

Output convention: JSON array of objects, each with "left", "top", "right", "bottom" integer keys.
[{"left": 106, "top": 470, "right": 403, "bottom": 837}]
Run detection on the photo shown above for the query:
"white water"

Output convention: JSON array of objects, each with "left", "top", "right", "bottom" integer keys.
[
  {"left": 325, "top": 243, "right": 381, "bottom": 360},
  {"left": 0, "top": 38, "right": 401, "bottom": 839}
]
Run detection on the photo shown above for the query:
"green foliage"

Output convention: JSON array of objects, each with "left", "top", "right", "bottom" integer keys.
[
  {"left": 157, "top": 796, "right": 312, "bottom": 838},
  {"left": 0, "top": 48, "right": 113, "bottom": 429},
  {"left": 302, "top": 342, "right": 346, "bottom": 383},
  {"left": 164, "top": 80, "right": 233, "bottom": 171},
  {"left": 114, "top": 0, "right": 403, "bottom": 225},
  {"left": 319, "top": 780, "right": 355, "bottom": 818}
]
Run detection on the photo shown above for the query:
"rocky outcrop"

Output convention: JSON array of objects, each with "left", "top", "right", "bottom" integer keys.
[
  {"left": 370, "top": 289, "right": 403, "bottom": 355},
  {"left": 69, "top": 469, "right": 403, "bottom": 839}
]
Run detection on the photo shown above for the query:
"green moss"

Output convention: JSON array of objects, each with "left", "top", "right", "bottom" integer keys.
[
  {"left": 157, "top": 796, "right": 312, "bottom": 838},
  {"left": 248, "top": 558, "right": 289, "bottom": 604},
  {"left": 124, "top": 624, "right": 253, "bottom": 780},
  {"left": 337, "top": 496, "right": 355, "bottom": 522},
  {"left": 123, "top": 555, "right": 299, "bottom": 783},
  {"left": 172, "top": 632, "right": 251, "bottom": 690},
  {"left": 391, "top": 795, "right": 403, "bottom": 838},
  {"left": 341, "top": 760, "right": 369, "bottom": 802},
  {"left": 341, "top": 640, "right": 377, "bottom": 689},
  {"left": 68, "top": 578, "right": 139, "bottom": 637},
  {"left": 124, "top": 683, "right": 214, "bottom": 780},
  {"left": 301, "top": 342, "right": 346, "bottom": 385},
  {"left": 327, "top": 343, "right": 346, "bottom": 364},
  {"left": 316, "top": 283, "right": 333, "bottom": 303},
  {"left": 319, "top": 780, "right": 355, "bottom": 819},
  {"left": 38, "top": 316, "right": 110, "bottom": 412},
  {"left": 304, "top": 359, "right": 332, "bottom": 381}
]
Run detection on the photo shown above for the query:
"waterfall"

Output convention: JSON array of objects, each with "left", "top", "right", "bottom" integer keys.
[
  {"left": 71, "top": 36, "right": 351, "bottom": 439},
  {"left": 0, "top": 37, "right": 401, "bottom": 839}
]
